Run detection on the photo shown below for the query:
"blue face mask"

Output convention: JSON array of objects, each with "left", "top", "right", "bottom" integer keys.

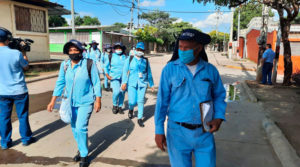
[{"left": 178, "top": 49, "right": 195, "bottom": 64}]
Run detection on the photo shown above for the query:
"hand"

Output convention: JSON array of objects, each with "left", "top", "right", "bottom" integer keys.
[
  {"left": 207, "top": 119, "right": 223, "bottom": 133},
  {"left": 155, "top": 134, "right": 167, "bottom": 152},
  {"left": 121, "top": 84, "right": 127, "bottom": 91},
  {"left": 151, "top": 87, "right": 155, "bottom": 92},
  {"left": 94, "top": 98, "right": 101, "bottom": 113},
  {"left": 47, "top": 102, "right": 55, "bottom": 112},
  {"left": 106, "top": 74, "right": 112, "bottom": 80}
]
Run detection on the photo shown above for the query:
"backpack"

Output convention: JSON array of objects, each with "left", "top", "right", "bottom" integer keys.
[
  {"left": 128, "top": 56, "right": 149, "bottom": 80},
  {"left": 108, "top": 53, "right": 113, "bottom": 68},
  {"left": 63, "top": 58, "right": 93, "bottom": 83}
]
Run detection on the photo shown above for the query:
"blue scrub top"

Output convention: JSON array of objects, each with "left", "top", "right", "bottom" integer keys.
[
  {"left": 87, "top": 48, "right": 101, "bottom": 62},
  {"left": 104, "top": 53, "right": 127, "bottom": 80},
  {"left": 122, "top": 56, "right": 154, "bottom": 88},
  {"left": 263, "top": 49, "right": 275, "bottom": 63},
  {"left": 0, "top": 46, "right": 28, "bottom": 95},
  {"left": 155, "top": 59, "right": 227, "bottom": 135},
  {"left": 53, "top": 58, "right": 101, "bottom": 107}
]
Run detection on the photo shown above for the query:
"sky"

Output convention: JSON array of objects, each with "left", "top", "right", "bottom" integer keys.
[{"left": 50, "top": 0, "right": 235, "bottom": 33}]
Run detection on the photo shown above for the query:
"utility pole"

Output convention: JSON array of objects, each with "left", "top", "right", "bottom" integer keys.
[
  {"left": 215, "top": 8, "right": 220, "bottom": 51},
  {"left": 237, "top": 6, "right": 241, "bottom": 58},
  {"left": 137, "top": 0, "right": 140, "bottom": 28},
  {"left": 256, "top": 4, "right": 270, "bottom": 81},
  {"left": 71, "top": 0, "right": 75, "bottom": 39},
  {"left": 129, "top": 0, "right": 134, "bottom": 43},
  {"left": 228, "top": 7, "right": 234, "bottom": 59}
]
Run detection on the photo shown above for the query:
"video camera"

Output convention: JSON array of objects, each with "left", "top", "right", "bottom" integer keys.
[{"left": 8, "top": 38, "right": 34, "bottom": 52}]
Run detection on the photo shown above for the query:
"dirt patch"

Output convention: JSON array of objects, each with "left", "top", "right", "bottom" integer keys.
[{"left": 246, "top": 80, "right": 300, "bottom": 156}]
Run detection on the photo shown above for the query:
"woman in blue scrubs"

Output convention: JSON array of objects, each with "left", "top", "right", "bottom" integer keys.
[{"left": 47, "top": 40, "right": 101, "bottom": 167}]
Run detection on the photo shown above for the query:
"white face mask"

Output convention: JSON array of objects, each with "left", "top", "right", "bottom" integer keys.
[
  {"left": 136, "top": 51, "right": 144, "bottom": 57},
  {"left": 107, "top": 49, "right": 111, "bottom": 53},
  {"left": 115, "top": 50, "right": 122, "bottom": 55}
]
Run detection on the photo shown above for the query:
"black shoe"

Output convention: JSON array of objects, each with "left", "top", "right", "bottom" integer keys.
[
  {"left": 22, "top": 137, "right": 37, "bottom": 146},
  {"left": 79, "top": 156, "right": 89, "bottom": 167},
  {"left": 73, "top": 151, "right": 81, "bottom": 162},
  {"left": 138, "top": 119, "right": 145, "bottom": 127},
  {"left": 104, "top": 88, "right": 110, "bottom": 92},
  {"left": 118, "top": 107, "right": 124, "bottom": 114},
  {"left": 112, "top": 106, "right": 118, "bottom": 114},
  {"left": 128, "top": 110, "right": 133, "bottom": 119}
]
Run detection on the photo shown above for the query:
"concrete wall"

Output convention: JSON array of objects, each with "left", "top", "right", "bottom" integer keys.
[{"left": 0, "top": 0, "right": 50, "bottom": 62}]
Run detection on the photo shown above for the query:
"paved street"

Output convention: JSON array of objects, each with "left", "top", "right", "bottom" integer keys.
[{"left": 0, "top": 52, "right": 281, "bottom": 167}]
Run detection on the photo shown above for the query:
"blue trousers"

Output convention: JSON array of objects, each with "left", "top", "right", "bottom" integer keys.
[
  {"left": 111, "top": 79, "right": 125, "bottom": 107},
  {"left": 167, "top": 120, "right": 216, "bottom": 167},
  {"left": 104, "top": 75, "right": 109, "bottom": 89},
  {"left": 262, "top": 62, "right": 273, "bottom": 84},
  {"left": 128, "top": 86, "right": 147, "bottom": 119},
  {"left": 71, "top": 105, "right": 93, "bottom": 157},
  {"left": 0, "top": 93, "right": 32, "bottom": 147}
]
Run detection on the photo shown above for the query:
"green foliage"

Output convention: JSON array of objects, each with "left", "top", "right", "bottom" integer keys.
[
  {"left": 113, "top": 22, "right": 127, "bottom": 28},
  {"left": 140, "top": 10, "right": 177, "bottom": 28},
  {"left": 232, "top": 3, "right": 274, "bottom": 40},
  {"left": 209, "top": 30, "right": 229, "bottom": 44},
  {"left": 48, "top": 15, "right": 68, "bottom": 27},
  {"left": 292, "top": 14, "right": 300, "bottom": 24},
  {"left": 135, "top": 26, "right": 159, "bottom": 43},
  {"left": 75, "top": 15, "right": 101, "bottom": 26}
]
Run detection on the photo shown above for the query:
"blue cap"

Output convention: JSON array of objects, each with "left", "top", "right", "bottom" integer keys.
[
  {"left": 136, "top": 42, "right": 145, "bottom": 50},
  {"left": 89, "top": 40, "right": 99, "bottom": 45},
  {"left": 178, "top": 29, "right": 211, "bottom": 45},
  {"left": 0, "top": 27, "right": 12, "bottom": 42},
  {"left": 63, "top": 39, "right": 84, "bottom": 54},
  {"left": 104, "top": 44, "right": 112, "bottom": 49}
]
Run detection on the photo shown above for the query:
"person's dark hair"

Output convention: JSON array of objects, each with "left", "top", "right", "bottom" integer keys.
[
  {"left": 169, "top": 39, "right": 208, "bottom": 62},
  {"left": 267, "top": 44, "right": 272, "bottom": 49}
]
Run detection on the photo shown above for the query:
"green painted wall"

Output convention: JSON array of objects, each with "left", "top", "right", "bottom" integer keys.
[{"left": 50, "top": 43, "right": 64, "bottom": 53}]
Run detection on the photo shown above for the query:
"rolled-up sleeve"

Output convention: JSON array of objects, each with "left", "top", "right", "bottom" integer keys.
[
  {"left": 53, "top": 62, "right": 66, "bottom": 97},
  {"left": 91, "top": 61, "right": 101, "bottom": 97},
  {"left": 155, "top": 66, "right": 171, "bottom": 135},
  {"left": 211, "top": 65, "right": 227, "bottom": 120}
]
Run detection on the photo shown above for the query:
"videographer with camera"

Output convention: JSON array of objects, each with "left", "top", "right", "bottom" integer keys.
[{"left": 0, "top": 27, "right": 35, "bottom": 150}]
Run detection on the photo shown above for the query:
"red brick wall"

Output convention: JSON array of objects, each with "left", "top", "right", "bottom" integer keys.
[
  {"left": 239, "top": 37, "right": 245, "bottom": 58},
  {"left": 246, "top": 29, "right": 277, "bottom": 63}
]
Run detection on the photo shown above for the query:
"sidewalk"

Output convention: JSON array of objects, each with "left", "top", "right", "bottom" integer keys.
[{"left": 209, "top": 51, "right": 257, "bottom": 71}]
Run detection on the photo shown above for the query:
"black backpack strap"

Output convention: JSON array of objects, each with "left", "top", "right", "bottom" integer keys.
[
  {"left": 109, "top": 53, "right": 113, "bottom": 68},
  {"left": 129, "top": 56, "right": 134, "bottom": 64},
  {"left": 86, "top": 58, "right": 93, "bottom": 83},
  {"left": 144, "top": 57, "right": 149, "bottom": 80},
  {"left": 63, "top": 60, "right": 69, "bottom": 74}
]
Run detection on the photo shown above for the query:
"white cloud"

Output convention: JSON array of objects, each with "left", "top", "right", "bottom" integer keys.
[
  {"left": 65, "top": 17, "right": 71, "bottom": 25},
  {"left": 191, "top": 12, "right": 232, "bottom": 29},
  {"left": 140, "top": 0, "right": 165, "bottom": 7},
  {"left": 78, "top": 11, "right": 94, "bottom": 17},
  {"left": 173, "top": 18, "right": 183, "bottom": 23}
]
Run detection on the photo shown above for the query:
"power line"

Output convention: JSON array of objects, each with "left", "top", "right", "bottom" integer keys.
[{"left": 81, "top": 0, "right": 232, "bottom": 14}]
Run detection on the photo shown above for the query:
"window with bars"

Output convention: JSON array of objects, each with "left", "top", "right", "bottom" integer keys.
[{"left": 14, "top": 5, "right": 46, "bottom": 33}]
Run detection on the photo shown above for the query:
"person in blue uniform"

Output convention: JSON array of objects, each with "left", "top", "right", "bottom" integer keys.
[
  {"left": 47, "top": 40, "right": 101, "bottom": 167},
  {"left": 87, "top": 40, "right": 102, "bottom": 73},
  {"left": 154, "top": 29, "right": 226, "bottom": 167},
  {"left": 104, "top": 42, "right": 127, "bottom": 114},
  {"left": 102, "top": 44, "right": 112, "bottom": 91},
  {"left": 261, "top": 43, "right": 275, "bottom": 85},
  {"left": 121, "top": 42, "right": 154, "bottom": 127},
  {"left": 0, "top": 27, "right": 35, "bottom": 150}
]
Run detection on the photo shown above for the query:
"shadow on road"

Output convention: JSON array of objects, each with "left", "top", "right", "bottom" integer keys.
[{"left": 88, "top": 119, "right": 135, "bottom": 161}]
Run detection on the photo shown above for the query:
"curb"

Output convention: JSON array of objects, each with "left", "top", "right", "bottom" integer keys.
[
  {"left": 262, "top": 117, "right": 300, "bottom": 167},
  {"left": 26, "top": 74, "right": 58, "bottom": 84},
  {"left": 224, "top": 65, "right": 256, "bottom": 72},
  {"left": 241, "top": 81, "right": 258, "bottom": 102}
]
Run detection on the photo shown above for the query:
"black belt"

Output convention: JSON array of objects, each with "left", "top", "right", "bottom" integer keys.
[{"left": 175, "top": 122, "right": 202, "bottom": 130}]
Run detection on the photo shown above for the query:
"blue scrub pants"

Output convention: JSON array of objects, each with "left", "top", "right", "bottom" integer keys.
[
  {"left": 167, "top": 120, "right": 216, "bottom": 167},
  {"left": 111, "top": 79, "right": 125, "bottom": 107},
  {"left": 128, "top": 85, "right": 147, "bottom": 119},
  {"left": 104, "top": 75, "right": 109, "bottom": 89},
  {"left": 0, "top": 93, "right": 32, "bottom": 148},
  {"left": 71, "top": 105, "right": 93, "bottom": 157},
  {"left": 262, "top": 62, "right": 273, "bottom": 84}
]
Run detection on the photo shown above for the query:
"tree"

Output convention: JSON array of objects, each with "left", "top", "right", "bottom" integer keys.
[
  {"left": 48, "top": 15, "right": 68, "bottom": 27},
  {"left": 292, "top": 14, "right": 300, "bottom": 24},
  {"left": 232, "top": 3, "right": 274, "bottom": 40},
  {"left": 113, "top": 22, "right": 127, "bottom": 28},
  {"left": 135, "top": 25, "right": 163, "bottom": 45},
  {"left": 194, "top": 0, "right": 300, "bottom": 85},
  {"left": 75, "top": 16, "right": 101, "bottom": 26}
]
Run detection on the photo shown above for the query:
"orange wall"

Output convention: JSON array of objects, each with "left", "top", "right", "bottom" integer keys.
[
  {"left": 239, "top": 37, "right": 245, "bottom": 58},
  {"left": 277, "top": 55, "right": 300, "bottom": 75}
]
